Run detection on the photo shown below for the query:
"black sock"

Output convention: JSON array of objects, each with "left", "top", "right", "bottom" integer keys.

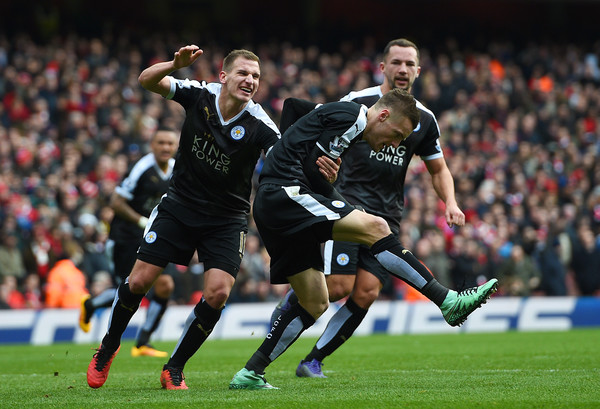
[
  {"left": 371, "top": 234, "right": 448, "bottom": 304},
  {"left": 102, "top": 282, "right": 144, "bottom": 351},
  {"left": 421, "top": 278, "right": 449, "bottom": 307},
  {"left": 270, "top": 287, "right": 299, "bottom": 324},
  {"left": 167, "top": 297, "right": 222, "bottom": 369},
  {"left": 83, "top": 297, "right": 95, "bottom": 321},
  {"left": 288, "top": 290, "right": 299, "bottom": 307},
  {"left": 245, "top": 303, "right": 315, "bottom": 374},
  {"left": 305, "top": 296, "right": 368, "bottom": 362},
  {"left": 136, "top": 295, "right": 169, "bottom": 347}
]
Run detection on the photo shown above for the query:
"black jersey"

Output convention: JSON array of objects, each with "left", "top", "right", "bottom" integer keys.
[
  {"left": 260, "top": 101, "right": 367, "bottom": 191},
  {"left": 165, "top": 78, "right": 280, "bottom": 218},
  {"left": 335, "top": 86, "right": 443, "bottom": 228},
  {"left": 109, "top": 153, "right": 174, "bottom": 242}
]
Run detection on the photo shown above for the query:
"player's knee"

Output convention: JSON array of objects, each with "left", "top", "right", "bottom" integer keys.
[
  {"left": 354, "top": 213, "right": 392, "bottom": 246},
  {"left": 317, "top": 299, "right": 329, "bottom": 317},
  {"left": 326, "top": 275, "right": 354, "bottom": 302},
  {"left": 128, "top": 275, "right": 152, "bottom": 294},
  {"left": 310, "top": 299, "right": 329, "bottom": 320},
  {"left": 300, "top": 296, "right": 329, "bottom": 320},
  {"left": 328, "top": 284, "right": 351, "bottom": 302},
  {"left": 368, "top": 215, "right": 392, "bottom": 239},
  {"left": 155, "top": 274, "right": 175, "bottom": 297},
  {"left": 351, "top": 286, "right": 379, "bottom": 309},
  {"left": 203, "top": 287, "right": 231, "bottom": 309}
]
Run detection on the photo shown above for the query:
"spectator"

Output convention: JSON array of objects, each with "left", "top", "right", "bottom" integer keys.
[
  {"left": 496, "top": 244, "right": 542, "bottom": 296},
  {"left": 570, "top": 226, "right": 600, "bottom": 295},
  {"left": 534, "top": 236, "right": 567, "bottom": 296},
  {"left": 77, "top": 212, "right": 111, "bottom": 281},
  {"left": 22, "top": 273, "right": 43, "bottom": 309},
  {"left": 22, "top": 221, "right": 57, "bottom": 282},
  {"left": 44, "top": 248, "right": 89, "bottom": 308},
  {"left": 0, "top": 231, "right": 27, "bottom": 281},
  {"left": 449, "top": 236, "right": 488, "bottom": 289},
  {"left": 0, "top": 280, "right": 12, "bottom": 309},
  {"left": 1, "top": 275, "right": 26, "bottom": 308},
  {"left": 1, "top": 33, "right": 600, "bottom": 303}
]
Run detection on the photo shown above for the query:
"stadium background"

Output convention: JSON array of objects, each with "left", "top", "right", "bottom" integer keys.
[
  {"left": 1, "top": 0, "right": 599, "bottom": 343},
  {"left": 2, "top": 0, "right": 599, "bottom": 47}
]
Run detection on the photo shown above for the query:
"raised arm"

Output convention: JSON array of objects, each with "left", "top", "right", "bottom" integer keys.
[{"left": 138, "top": 45, "right": 204, "bottom": 97}]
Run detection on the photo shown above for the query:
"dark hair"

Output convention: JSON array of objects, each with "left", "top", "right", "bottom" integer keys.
[
  {"left": 383, "top": 38, "right": 420, "bottom": 63},
  {"left": 222, "top": 49, "right": 260, "bottom": 72},
  {"left": 155, "top": 125, "right": 177, "bottom": 134},
  {"left": 375, "top": 88, "right": 420, "bottom": 130},
  {"left": 151, "top": 125, "right": 178, "bottom": 142}
]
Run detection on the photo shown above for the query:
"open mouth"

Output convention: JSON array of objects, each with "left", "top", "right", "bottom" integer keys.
[{"left": 240, "top": 86, "right": 252, "bottom": 95}]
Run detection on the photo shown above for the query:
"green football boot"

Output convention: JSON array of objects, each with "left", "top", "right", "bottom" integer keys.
[
  {"left": 440, "top": 278, "right": 498, "bottom": 326},
  {"left": 229, "top": 368, "right": 278, "bottom": 390}
]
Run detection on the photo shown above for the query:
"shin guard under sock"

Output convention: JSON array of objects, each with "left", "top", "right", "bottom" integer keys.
[
  {"left": 102, "top": 282, "right": 144, "bottom": 351},
  {"left": 167, "top": 298, "right": 222, "bottom": 368},
  {"left": 306, "top": 296, "right": 368, "bottom": 362},
  {"left": 136, "top": 295, "right": 169, "bottom": 347},
  {"left": 90, "top": 288, "right": 117, "bottom": 310},
  {"left": 246, "top": 303, "right": 315, "bottom": 374},
  {"left": 371, "top": 234, "right": 448, "bottom": 305}
]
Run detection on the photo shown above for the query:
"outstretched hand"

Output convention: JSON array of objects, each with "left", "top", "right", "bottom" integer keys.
[
  {"left": 317, "top": 156, "right": 342, "bottom": 183},
  {"left": 173, "top": 45, "right": 204, "bottom": 70}
]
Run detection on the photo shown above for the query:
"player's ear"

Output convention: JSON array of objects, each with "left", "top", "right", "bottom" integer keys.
[
  {"left": 379, "top": 109, "right": 390, "bottom": 121},
  {"left": 219, "top": 70, "right": 227, "bottom": 84}
]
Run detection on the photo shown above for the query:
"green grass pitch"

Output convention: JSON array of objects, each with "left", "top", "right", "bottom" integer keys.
[{"left": 1, "top": 329, "right": 598, "bottom": 408}]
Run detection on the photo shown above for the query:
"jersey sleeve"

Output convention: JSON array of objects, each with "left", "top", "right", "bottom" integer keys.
[
  {"left": 414, "top": 114, "right": 444, "bottom": 161},
  {"left": 114, "top": 154, "right": 155, "bottom": 201},
  {"left": 315, "top": 103, "right": 367, "bottom": 159},
  {"left": 165, "top": 76, "right": 207, "bottom": 108},
  {"left": 280, "top": 98, "right": 318, "bottom": 134}
]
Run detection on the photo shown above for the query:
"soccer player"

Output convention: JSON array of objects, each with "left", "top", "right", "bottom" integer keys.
[
  {"left": 79, "top": 127, "right": 178, "bottom": 359},
  {"left": 229, "top": 88, "right": 498, "bottom": 389},
  {"left": 274, "top": 38, "right": 467, "bottom": 378},
  {"left": 86, "top": 45, "right": 338, "bottom": 390}
]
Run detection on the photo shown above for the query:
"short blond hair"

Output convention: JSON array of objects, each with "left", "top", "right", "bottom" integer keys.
[
  {"left": 222, "top": 49, "right": 260, "bottom": 72},
  {"left": 374, "top": 88, "right": 420, "bottom": 129}
]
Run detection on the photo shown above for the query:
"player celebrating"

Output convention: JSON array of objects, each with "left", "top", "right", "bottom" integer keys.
[
  {"left": 273, "top": 38, "right": 467, "bottom": 378},
  {"left": 79, "top": 127, "right": 178, "bottom": 358},
  {"left": 86, "top": 45, "right": 338, "bottom": 391},
  {"left": 229, "top": 88, "right": 498, "bottom": 389}
]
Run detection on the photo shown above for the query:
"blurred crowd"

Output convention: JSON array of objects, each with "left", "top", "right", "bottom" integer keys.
[{"left": 1, "top": 32, "right": 599, "bottom": 310}]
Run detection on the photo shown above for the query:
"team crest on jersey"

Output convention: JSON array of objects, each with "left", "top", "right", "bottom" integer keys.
[
  {"left": 331, "top": 200, "right": 345, "bottom": 208},
  {"left": 336, "top": 253, "right": 350, "bottom": 266},
  {"left": 231, "top": 126, "right": 245, "bottom": 140},
  {"left": 144, "top": 231, "right": 157, "bottom": 244}
]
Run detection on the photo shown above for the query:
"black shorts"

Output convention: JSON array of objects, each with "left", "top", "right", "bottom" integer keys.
[
  {"left": 323, "top": 240, "right": 390, "bottom": 286},
  {"left": 137, "top": 197, "right": 247, "bottom": 278},
  {"left": 253, "top": 183, "right": 355, "bottom": 284}
]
